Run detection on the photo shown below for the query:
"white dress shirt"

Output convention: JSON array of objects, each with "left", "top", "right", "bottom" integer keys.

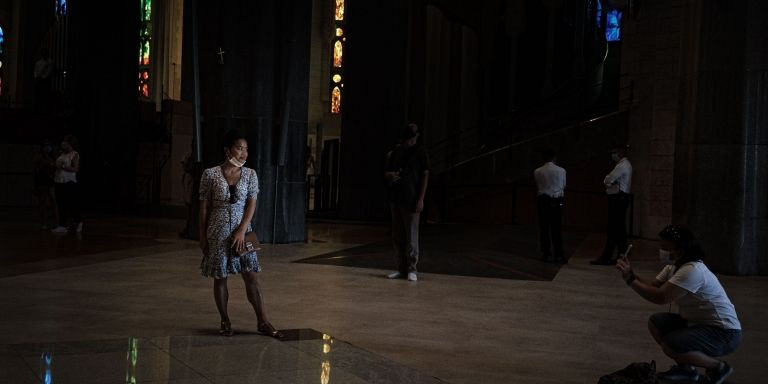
[
  {"left": 604, "top": 157, "right": 632, "bottom": 194},
  {"left": 534, "top": 161, "right": 566, "bottom": 198}
]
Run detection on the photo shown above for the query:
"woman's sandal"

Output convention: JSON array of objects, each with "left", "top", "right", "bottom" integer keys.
[
  {"left": 220, "top": 320, "right": 234, "bottom": 337},
  {"left": 257, "top": 322, "right": 284, "bottom": 339}
]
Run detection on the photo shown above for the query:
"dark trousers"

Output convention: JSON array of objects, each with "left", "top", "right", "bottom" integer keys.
[
  {"left": 601, "top": 192, "right": 629, "bottom": 260},
  {"left": 537, "top": 195, "right": 564, "bottom": 260},
  {"left": 390, "top": 204, "right": 420, "bottom": 274},
  {"left": 55, "top": 182, "right": 81, "bottom": 227}
]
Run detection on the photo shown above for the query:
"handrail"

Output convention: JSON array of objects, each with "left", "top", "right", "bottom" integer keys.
[
  {"left": 427, "top": 41, "right": 610, "bottom": 169},
  {"left": 435, "top": 110, "right": 625, "bottom": 175}
]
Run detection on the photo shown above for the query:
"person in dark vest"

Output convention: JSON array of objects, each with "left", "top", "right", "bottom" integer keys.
[{"left": 384, "top": 123, "right": 429, "bottom": 282}]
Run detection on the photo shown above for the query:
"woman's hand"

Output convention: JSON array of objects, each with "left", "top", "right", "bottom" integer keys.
[
  {"left": 414, "top": 199, "right": 424, "bottom": 213},
  {"left": 231, "top": 228, "right": 246, "bottom": 253},
  {"left": 384, "top": 171, "right": 401, "bottom": 185},
  {"left": 615, "top": 258, "right": 633, "bottom": 280}
]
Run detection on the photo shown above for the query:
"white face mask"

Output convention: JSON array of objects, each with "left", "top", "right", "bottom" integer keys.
[
  {"left": 228, "top": 157, "right": 245, "bottom": 168},
  {"left": 659, "top": 249, "right": 673, "bottom": 264}
]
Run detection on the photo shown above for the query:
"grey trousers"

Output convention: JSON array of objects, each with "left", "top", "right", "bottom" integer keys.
[{"left": 390, "top": 204, "right": 420, "bottom": 273}]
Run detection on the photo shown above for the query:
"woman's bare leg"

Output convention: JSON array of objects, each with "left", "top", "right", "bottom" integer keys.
[{"left": 213, "top": 278, "right": 229, "bottom": 323}]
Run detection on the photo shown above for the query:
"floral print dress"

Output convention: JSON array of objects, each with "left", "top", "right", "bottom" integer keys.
[{"left": 199, "top": 166, "right": 261, "bottom": 278}]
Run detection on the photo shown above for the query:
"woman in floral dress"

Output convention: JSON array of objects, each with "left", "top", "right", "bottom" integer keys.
[{"left": 198, "top": 130, "right": 282, "bottom": 338}]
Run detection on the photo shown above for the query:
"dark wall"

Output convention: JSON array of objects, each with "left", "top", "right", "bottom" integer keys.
[
  {"left": 673, "top": 0, "right": 768, "bottom": 275},
  {"left": 66, "top": 0, "right": 140, "bottom": 208},
  {"left": 337, "top": 0, "right": 596, "bottom": 221},
  {"left": 338, "top": 0, "right": 412, "bottom": 220},
  {"left": 194, "top": 0, "right": 311, "bottom": 243}
]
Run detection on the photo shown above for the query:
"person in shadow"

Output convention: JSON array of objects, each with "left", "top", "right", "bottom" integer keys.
[
  {"left": 32, "top": 140, "right": 59, "bottom": 229},
  {"left": 51, "top": 135, "right": 82, "bottom": 233},
  {"left": 384, "top": 123, "right": 429, "bottom": 282},
  {"left": 533, "top": 148, "right": 566, "bottom": 263}
]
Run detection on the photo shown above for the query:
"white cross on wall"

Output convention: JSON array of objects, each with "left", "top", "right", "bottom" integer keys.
[{"left": 216, "top": 47, "right": 226, "bottom": 64}]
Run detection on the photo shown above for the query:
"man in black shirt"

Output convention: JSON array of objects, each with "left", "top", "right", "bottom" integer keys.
[{"left": 384, "top": 123, "right": 430, "bottom": 282}]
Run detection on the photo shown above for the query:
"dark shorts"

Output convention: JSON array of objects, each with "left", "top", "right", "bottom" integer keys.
[{"left": 650, "top": 312, "right": 741, "bottom": 356}]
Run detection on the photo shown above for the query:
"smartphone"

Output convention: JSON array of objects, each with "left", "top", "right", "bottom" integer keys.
[{"left": 621, "top": 244, "right": 633, "bottom": 260}]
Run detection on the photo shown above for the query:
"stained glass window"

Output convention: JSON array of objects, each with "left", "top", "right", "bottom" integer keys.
[
  {"left": 56, "top": 0, "right": 67, "bottom": 15},
  {"left": 0, "top": 25, "right": 4, "bottom": 96},
  {"left": 331, "top": 86, "right": 341, "bottom": 113},
  {"left": 333, "top": 41, "right": 343, "bottom": 68},
  {"left": 605, "top": 9, "right": 622, "bottom": 41},
  {"left": 335, "top": 0, "right": 344, "bottom": 21},
  {"left": 138, "top": 0, "right": 152, "bottom": 98},
  {"left": 596, "top": 0, "right": 602, "bottom": 28},
  {"left": 330, "top": 1, "right": 345, "bottom": 114}
]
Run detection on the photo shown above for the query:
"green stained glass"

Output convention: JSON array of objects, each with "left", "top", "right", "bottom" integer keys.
[{"left": 138, "top": 0, "right": 152, "bottom": 97}]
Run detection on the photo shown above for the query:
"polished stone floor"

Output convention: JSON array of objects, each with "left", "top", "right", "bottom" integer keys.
[
  {"left": 0, "top": 208, "right": 766, "bottom": 383},
  {"left": 296, "top": 224, "right": 586, "bottom": 281},
  {"left": 3, "top": 331, "right": 445, "bottom": 384}
]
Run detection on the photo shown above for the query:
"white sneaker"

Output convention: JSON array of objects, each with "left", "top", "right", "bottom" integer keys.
[
  {"left": 386, "top": 271, "right": 403, "bottom": 279},
  {"left": 51, "top": 226, "right": 68, "bottom": 233},
  {"left": 407, "top": 272, "right": 418, "bottom": 281},
  {"left": 75, "top": 222, "right": 83, "bottom": 232}
]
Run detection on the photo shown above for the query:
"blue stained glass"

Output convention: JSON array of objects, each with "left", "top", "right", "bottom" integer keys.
[
  {"left": 0, "top": 25, "right": 4, "bottom": 54},
  {"left": 596, "top": 0, "right": 603, "bottom": 28},
  {"left": 56, "top": 0, "right": 67, "bottom": 15},
  {"left": 605, "top": 9, "right": 622, "bottom": 41}
]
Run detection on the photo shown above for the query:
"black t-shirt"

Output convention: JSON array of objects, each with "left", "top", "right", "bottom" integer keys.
[{"left": 385, "top": 145, "right": 430, "bottom": 207}]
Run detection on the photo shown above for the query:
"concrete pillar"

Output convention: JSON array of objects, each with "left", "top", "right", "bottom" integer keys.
[{"left": 674, "top": 0, "right": 768, "bottom": 274}]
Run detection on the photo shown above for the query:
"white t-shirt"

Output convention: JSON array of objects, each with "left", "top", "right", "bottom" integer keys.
[
  {"left": 54, "top": 151, "right": 78, "bottom": 183},
  {"left": 656, "top": 262, "right": 741, "bottom": 330}
]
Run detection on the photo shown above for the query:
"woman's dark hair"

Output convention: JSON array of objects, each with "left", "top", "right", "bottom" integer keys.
[
  {"left": 222, "top": 130, "right": 245, "bottom": 150},
  {"left": 63, "top": 135, "right": 78, "bottom": 150},
  {"left": 658, "top": 224, "right": 705, "bottom": 269}
]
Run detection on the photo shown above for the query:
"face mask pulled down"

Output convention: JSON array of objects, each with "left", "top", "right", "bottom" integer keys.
[
  {"left": 228, "top": 157, "right": 245, "bottom": 168},
  {"left": 659, "top": 249, "right": 673, "bottom": 264}
]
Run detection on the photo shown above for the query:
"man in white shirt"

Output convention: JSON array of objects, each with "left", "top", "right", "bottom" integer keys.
[
  {"left": 533, "top": 149, "right": 566, "bottom": 263},
  {"left": 591, "top": 144, "right": 633, "bottom": 265}
]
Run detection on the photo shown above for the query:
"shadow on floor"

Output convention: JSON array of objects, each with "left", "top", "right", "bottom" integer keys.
[{"left": 294, "top": 223, "right": 587, "bottom": 281}]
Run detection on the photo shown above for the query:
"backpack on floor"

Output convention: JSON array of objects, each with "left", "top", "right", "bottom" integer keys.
[{"left": 598, "top": 360, "right": 657, "bottom": 384}]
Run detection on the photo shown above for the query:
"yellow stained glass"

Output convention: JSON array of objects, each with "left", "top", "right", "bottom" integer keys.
[
  {"left": 335, "top": 0, "right": 344, "bottom": 21},
  {"left": 331, "top": 86, "right": 341, "bottom": 114},
  {"left": 333, "top": 41, "right": 343, "bottom": 68},
  {"left": 332, "top": 74, "right": 341, "bottom": 83},
  {"left": 336, "top": 28, "right": 343, "bottom": 37}
]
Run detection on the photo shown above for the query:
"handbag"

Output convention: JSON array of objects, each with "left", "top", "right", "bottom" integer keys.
[
  {"left": 234, "top": 231, "right": 261, "bottom": 257},
  {"left": 597, "top": 360, "right": 656, "bottom": 384}
]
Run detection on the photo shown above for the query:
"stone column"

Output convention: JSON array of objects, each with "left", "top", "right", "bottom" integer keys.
[
  {"left": 194, "top": 0, "right": 311, "bottom": 243},
  {"left": 674, "top": 0, "right": 768, "bottom": 274}
]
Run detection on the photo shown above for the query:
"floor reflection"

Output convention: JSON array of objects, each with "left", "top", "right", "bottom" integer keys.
[
  {"left": 41, "top": 351, "right": 52, "bottom": 384},
  {"left": 322, "top": 333, "right": 333, "bottom": 384},
  {"left": 125, "top": 338, "right": 138, "bottom": 384},
  {"left": 8, "top": 331, "right": 446, "bottom": 384}
]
